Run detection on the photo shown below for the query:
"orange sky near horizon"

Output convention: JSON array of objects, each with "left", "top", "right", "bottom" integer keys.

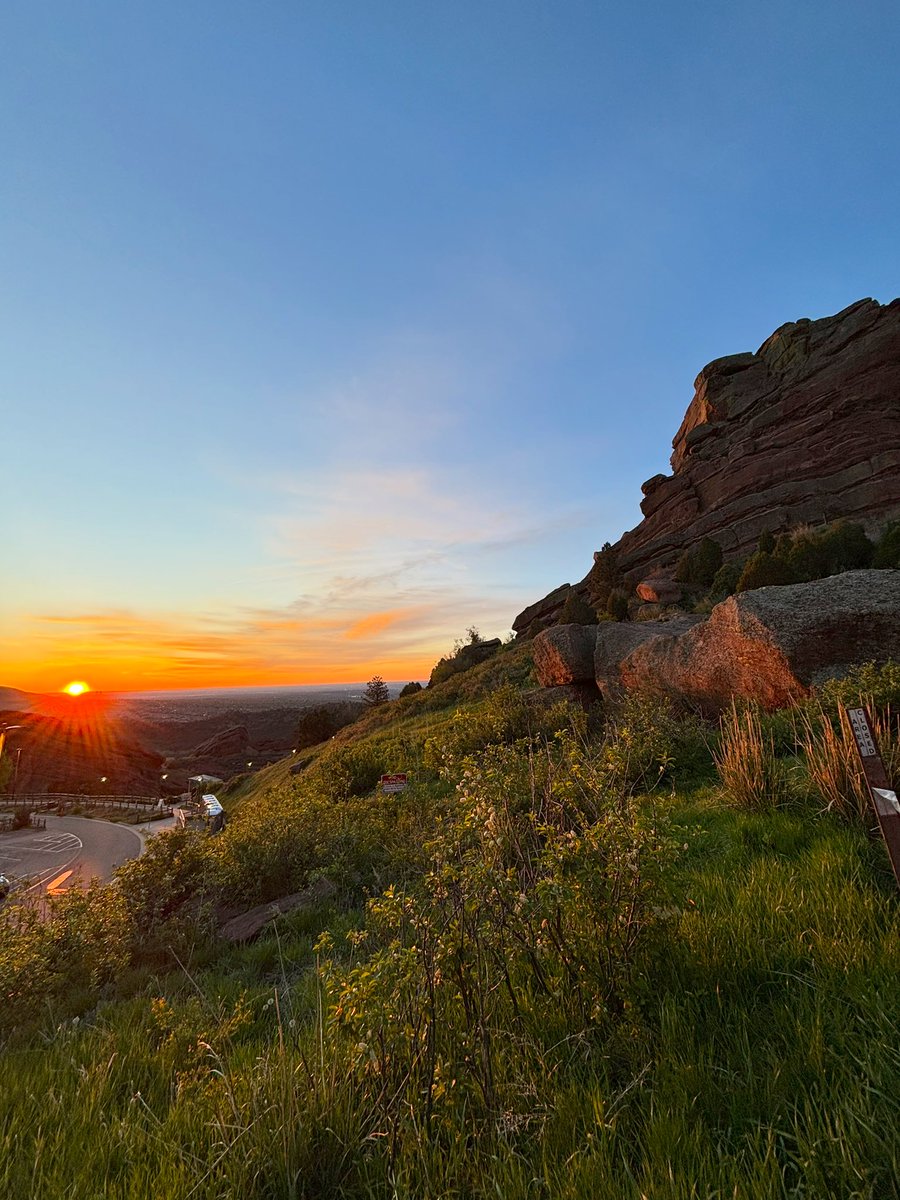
[{"left": 1, "top": 601, "right": 489, "bottom": 694}]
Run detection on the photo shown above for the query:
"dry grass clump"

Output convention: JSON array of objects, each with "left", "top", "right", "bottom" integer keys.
[
  {"left": 713, "top": 701, "right": 791, "bottom": 811},
  {"left": 799, "top": 703, "right": 899, "bottom": 824}
]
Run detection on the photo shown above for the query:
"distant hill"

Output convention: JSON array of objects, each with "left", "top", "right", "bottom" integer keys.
[{"left": 0, "top": 686, "right": 36, "bottom": 713}]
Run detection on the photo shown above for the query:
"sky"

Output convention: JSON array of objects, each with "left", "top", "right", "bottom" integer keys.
[{"left": 2, "top": 0, "right": 899, "bottom": 693}]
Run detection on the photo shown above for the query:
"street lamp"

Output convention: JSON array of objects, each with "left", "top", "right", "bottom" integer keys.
[
  {"left": 10, "top": 749, "right": 22, "bottom": 801},
  {"left": 0, "top": 725, "right": 23, "bottom": 799}
]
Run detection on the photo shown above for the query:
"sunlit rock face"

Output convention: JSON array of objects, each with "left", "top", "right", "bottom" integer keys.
[
  {"left": 533, "top": 571, "right": 900, "bottom": 712},
  {"left": 616, "top": 570, "right": 900, "bottom": 712},
  {"left": 532, "top": 623, "right": 598, "bottom": 686}
]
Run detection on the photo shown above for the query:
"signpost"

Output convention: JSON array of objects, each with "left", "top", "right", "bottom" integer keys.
[
  {"left": 845, "top": 706, "right": 900, "bottom": 888},
  {"left": 380, "top": 773, "right": 408, "bottom": 794}
]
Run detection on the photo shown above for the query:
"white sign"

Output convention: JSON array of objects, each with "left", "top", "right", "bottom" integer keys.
[
  {"left": 380, "top": 773, "right": 408, "bottom": 794},
  {"left": 847, "top": 708, "right": 878, "bottom": 758}
]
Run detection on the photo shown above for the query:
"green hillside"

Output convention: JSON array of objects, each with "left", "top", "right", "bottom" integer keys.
[{"left": 2, "top": 647, "right": 899, "bottom": 1199}]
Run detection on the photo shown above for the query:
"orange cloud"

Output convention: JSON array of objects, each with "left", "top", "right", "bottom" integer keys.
[{"left": 343, "top": 608, "right": 419, "bottom": 641}]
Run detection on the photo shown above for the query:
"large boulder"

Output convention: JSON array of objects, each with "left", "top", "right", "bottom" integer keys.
[
  {"left": 636, "top": 576, "right": 683, "bottom": 604},
  {"left": 594, "top": 617, "right": 703, "bottom": 698},
  {"left": 533, "top": 623, "right": 597, "bottom": 685},
  {"left": 618, "top": 570, "right": 900, "bottom": 711}
]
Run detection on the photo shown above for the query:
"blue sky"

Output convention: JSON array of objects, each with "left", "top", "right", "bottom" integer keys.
[{"left": 3, "top": 1, "right": 899, "bottom": 690}]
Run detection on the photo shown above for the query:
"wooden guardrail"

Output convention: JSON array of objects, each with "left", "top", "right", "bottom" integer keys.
[{"left": 1, "top": 793, "right": 167, "bottom": 811}]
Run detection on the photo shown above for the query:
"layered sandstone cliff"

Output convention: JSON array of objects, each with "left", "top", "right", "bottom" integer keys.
[{"left": 514, "top": 298, "right": 900, "bottom": 634}]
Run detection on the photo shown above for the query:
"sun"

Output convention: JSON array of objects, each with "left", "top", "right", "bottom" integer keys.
[{"left": 62, "top": 680, "right": 91, "bottom": 697}]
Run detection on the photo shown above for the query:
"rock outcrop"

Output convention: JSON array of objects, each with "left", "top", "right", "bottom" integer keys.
[
  {"left": 512, "top": 585, "right": 571, "bottom": 638},
  {"left": 620, "top": 298, "right": 900, "bottom": 583},
  {"left": 2, "top": 709, "right": 165, "bottom": 795},
  {"left": 618, "top": 570, "right": 900, "bottom": 711},
  {"left": 516, "top": 298, "right": 900, "bottom": 631},
  {"left": 532, "top": 624, "right": 598, "bottom": 685},
  {"left": 532, "top": 571, "right": 900, "bottom": 711},
  {"left": 635, "top": 577, "right": 683, "bottom": 604},
  {"left": 219, "top": 878, "right": 338, "bottom": 943},
  {"left": 532, "top": 616, "right": 702, "bottom": 690},
  {"left": 594, "top": 616, "right": 703, "bottom": 697}
]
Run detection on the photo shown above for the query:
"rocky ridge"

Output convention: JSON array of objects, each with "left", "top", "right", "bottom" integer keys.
[{"left": 515, "top": 298, "right": 900, "bottom": 635}]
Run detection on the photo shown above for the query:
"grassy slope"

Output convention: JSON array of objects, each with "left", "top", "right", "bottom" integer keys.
[{"left": 1, "top": 644, "right": 899, "bottom": 1199}]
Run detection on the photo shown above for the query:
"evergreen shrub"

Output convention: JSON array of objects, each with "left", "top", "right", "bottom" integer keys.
[
  {"left": 675, "top": 537, "right": 723, "bottom": 589},
  {"left": 558, "top": 588, "right": 598, "bottom": 625},
  {"left": 606, "top": 590, "right": 630, "bottom": 621},
  {"left": 736, "top": 550, "right": 796, "bottom": 591},
  {"left": 873, "top": 521, "right": 900, "bottom": 568}
]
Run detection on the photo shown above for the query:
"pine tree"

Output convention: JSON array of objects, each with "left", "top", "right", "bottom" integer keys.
[{"left": 363, "top": 676, "right": 390, "bottom": 706}]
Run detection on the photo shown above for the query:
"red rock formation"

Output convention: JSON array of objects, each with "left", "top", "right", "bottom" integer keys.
[
  {"left": 617, "top": 298, "right": 900, "bottom": 583},
  {"left": 514, "top": 298, "right": 900, "bottom": 634}
]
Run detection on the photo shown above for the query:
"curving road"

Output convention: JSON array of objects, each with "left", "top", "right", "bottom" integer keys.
[{"left": 0, "top": 815, "right": 143, "bottom": 900}]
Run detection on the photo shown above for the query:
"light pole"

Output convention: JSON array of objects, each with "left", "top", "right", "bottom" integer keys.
[
  {"left": 0, "top": 725, "right": 23, "bottom": 799},
  {"left": 12, "top": 749, "right": 21, "bottom": 800}
]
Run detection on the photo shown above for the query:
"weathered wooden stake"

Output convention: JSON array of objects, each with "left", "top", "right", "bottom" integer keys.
[{"left": 844, "top": 706, "right": 900, "bottom": 888}]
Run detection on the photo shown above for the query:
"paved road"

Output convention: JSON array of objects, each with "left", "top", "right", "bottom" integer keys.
[{"left": 0, "top": 815, "right": 143, "bottom": 899}]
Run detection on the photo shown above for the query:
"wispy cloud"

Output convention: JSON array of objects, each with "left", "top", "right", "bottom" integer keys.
[{"left": 6, "top": 278, "right": 591, "bottom": 692}]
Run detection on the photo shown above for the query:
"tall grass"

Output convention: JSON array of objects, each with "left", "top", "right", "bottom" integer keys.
[
  {"left": 2, "top": 803, "right": 900, "bottom": 1198},
  {"left": 713, "top": 701, "right": 791, "bottom": 811},
  {"left": 4, "top": 683, "right": 900, "bottom": 1196},
  {"left": 800, "top": 703, "right": 900, "bottom": 824}
]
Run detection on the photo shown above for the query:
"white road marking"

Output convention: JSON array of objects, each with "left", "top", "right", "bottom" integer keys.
[{"left": 32, "top": 834, "right": 81, "bottom": 852}]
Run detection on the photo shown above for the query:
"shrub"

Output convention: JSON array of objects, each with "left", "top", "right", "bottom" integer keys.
[
  {"left": 322, "top": 732, "right": 671, "bottom": 1136},
  {"left": 429, "top": 631, "right": 501, "bottom": 687},
  {"left": 398, "top": 681, "right": 423, "bottom": 698},
  {"left": 0, "top": 882, "right": 133, "bottom": 1032},
  {"left": 713, "top": 701, "right": 791, "bottom": 811},
  {"left": 816, "top": 660, "right": 900, "bottom": 719},
  {"left": 707, "top": 561, "right": 742, "bottom": 602},
  {"left": 606, "top": 589, "right": 630, "bottom": 621},
  {"left": 819, "top": 521, "right": 873, "bottom": 572},
  {"left": 586, "top": 541, "right": 623, "bottom": 607},
  {"left": 423, "top": 685, "right": 577, "bottom": 779},
  {"left": 772, "top": 520, "right": 873, "bottom": 582},
  {"left": 757, "top": 530, "right": 776, "bottom": 554},
  {"left": 558, "top": 588, "right": 598, "bottom": 625},
  {"left": 736, "top": 550, "right": 796, "bottom": 592},
  {"left": 604, "top": 691, "right": 712, "bottom": 791},
  {"left": 675, "top": 537, "right": 723, "bottom": 589},
  {"left": 873, "top": 521, "right": 900, "bottom": 569}
]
